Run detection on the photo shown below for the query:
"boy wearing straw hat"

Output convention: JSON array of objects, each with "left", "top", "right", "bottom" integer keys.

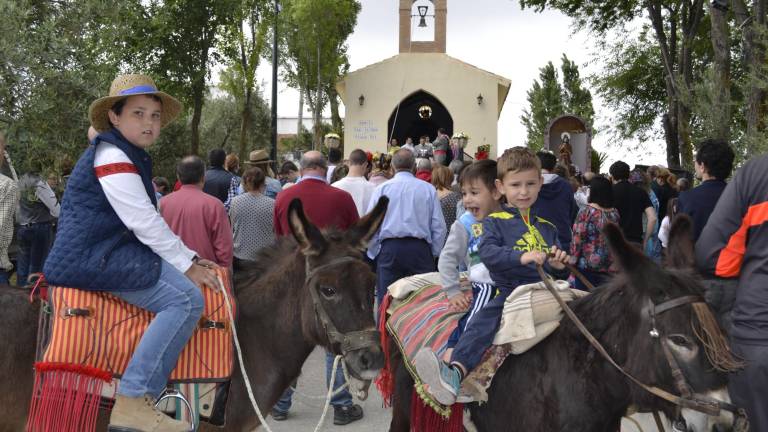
[{"left": 44, "top": 74, "right": 219, "bottom": 432}]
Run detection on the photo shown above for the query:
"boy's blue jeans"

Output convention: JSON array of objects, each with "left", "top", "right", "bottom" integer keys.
[
  {"left": 450, "top": 288, "right": 513, "bottom": 373},
  {"left": 109, "top": 259, "right": 204, "bottom": 399},
  {"left": 274, "top": 350, "right": 352, "bottom": 413}
]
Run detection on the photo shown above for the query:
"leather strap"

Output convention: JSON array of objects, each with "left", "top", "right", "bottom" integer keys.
[
  {"left": 305, "top": 256, "right": 380, "bottom": 357},
  {"left": 654, "top": 295, "right": 703, "bottom": 315},
  {"left": 535, "top": 265, "right": 726, "bottom": 417}
]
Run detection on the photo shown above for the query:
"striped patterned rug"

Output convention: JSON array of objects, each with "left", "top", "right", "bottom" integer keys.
[
  {"left": 40, "top": 267, "right": 234, "bottom": 382},
  {"left": 385, "top": 277, "right": 468, "bottom": 416}
]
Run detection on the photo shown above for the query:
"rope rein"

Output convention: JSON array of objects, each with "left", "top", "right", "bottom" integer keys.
[{"left": 217, "top": 274, "right": 344, "bottom": 432}]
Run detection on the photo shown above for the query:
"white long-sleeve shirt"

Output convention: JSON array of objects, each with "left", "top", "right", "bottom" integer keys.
[{"left": 94, "top": 142, "right": 195, "bottom": 273}]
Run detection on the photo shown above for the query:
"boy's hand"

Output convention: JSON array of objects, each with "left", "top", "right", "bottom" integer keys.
[
  {"left": 521, "top": 251, "right": 548, "bottom": 266},
  {"left": 185, "top": 260, "right": 220, "bottom": 290},
  {"left": 448, "top": 291, "right": 472, "bottom": 312},
  {"left": 547, "top": 246, "right": 569, "bottom": 270}
]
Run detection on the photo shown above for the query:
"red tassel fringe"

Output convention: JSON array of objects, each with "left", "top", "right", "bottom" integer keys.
[
  {"left": 26, "top": 362, "right": 114, "bottom": 432},
  {"left": 410, "top": 390, "right": 463, "bottom": 432},
  {"left": 375, "top": 293, "right": 394, "bottom": 407}
]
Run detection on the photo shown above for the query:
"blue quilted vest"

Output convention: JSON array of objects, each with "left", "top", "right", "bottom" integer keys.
[{"left": 43, "top": 129, "right": 162, "bottom": 291}]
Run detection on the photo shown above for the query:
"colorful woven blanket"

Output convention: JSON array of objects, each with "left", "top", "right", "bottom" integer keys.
[
  {"left": 383, "top": 272, "right": 586, "bottom": 417},
  {"left": 40, "top": 267, "right": 235, "bottom": 382}
]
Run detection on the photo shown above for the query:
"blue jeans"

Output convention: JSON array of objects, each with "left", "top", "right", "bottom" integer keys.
[
  {"left": 273, "top": 350, "right": 352, "bottom": 413},
  {"left": 109, "top": 260, "right": 204, "bottom": 398},
  {"left": 17, "top": 223, "right": 53, "bottom": 285},
  {"left": 0, "top": 269, "right": 9, "bottom": 285}
]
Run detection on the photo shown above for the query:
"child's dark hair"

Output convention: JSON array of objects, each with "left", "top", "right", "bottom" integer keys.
[{"left": 459, "top": 159, "right": 497, "bottom": 193}]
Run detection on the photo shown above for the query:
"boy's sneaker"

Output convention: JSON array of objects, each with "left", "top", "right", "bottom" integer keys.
[{"left": 414, "top": 348, "right": 461, "bottom": 405}]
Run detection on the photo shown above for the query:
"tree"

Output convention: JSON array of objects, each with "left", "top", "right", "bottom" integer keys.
[
  {"left": 0, "top": 0, "right": 145, "bottom": 173},
  {"left": 590, "top": 29, "right": 668, "bottom": 144},
  {"left": 141, "top": 0, "right": 238, "bottom": 155},
  {"left": 276, "top": 0, "right": 360, "bottom": 148},
  {"left": 729, "top": 1, "right": 768, "bottom": 156},
  {"left": 520, "top": 0, "right": 707, "bottom": 169},
  {"left": 219, "top": 0, "right": 271, "bottom": 162},
  {"left": 521, "top": 55, "right": 594, "bottom": 150}
]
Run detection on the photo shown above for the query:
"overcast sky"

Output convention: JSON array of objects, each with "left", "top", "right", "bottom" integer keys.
[{"left": 250, "top": 0, "right": 668, "bottom": 168}]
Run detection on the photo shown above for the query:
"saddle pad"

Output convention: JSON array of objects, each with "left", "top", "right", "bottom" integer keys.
[
  {"left": 41, "top": 268, "right": 234, "bottom": 382},
  {"left": 386, "top": 274, "right": 587, "bottom": 406}
]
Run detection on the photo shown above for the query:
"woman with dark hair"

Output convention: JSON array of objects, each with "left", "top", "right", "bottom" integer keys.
[
  {"left": 228, "top": 166, "right": 275, "bottom": 263},
  {"left": 569, "top": 176, "right": 620, "bottom": 290}
]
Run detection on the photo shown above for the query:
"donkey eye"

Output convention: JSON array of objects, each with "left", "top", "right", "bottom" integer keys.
[
  {"left": 668, "top": 334, "right": 693, "bottom": 348},
  {"left": 320, "top": 285, "right": 337, "bottom": 298}
]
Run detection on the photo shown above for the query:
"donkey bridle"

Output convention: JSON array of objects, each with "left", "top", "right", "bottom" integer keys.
[
  {"left": 305, "top": 256, "right": 380, "bottom": 357},
  {"left": 537, "top": 264, "right": 747, "bottom": 427}
]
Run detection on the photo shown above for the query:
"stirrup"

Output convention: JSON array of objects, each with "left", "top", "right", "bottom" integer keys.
[{"left": 156, "top": 389, "right": 196, "bottom": 432}]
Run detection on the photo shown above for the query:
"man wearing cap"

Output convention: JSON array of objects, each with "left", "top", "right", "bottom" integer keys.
[
  {"left": 43, "top": 74, "right": 219, "bottom": 432},
  {"left": 224, "top": 149, "right": 281, "bottom": 210}
]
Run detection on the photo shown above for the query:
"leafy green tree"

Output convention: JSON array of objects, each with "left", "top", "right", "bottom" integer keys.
[
  {"left": 140, "top": 0, "right": 239, "bottom": 155},
  {"left": 219, "top": 0, "right": 272, "bottom": 162},
  {"left": 520, "top": 0, "right": 707, "bottom": 169},
  {"left": 521, "top": 56, "right": 594, "bottom": 151},
  {"left": 276, "top": 0, "right": 360, "bottom": 148},
  {"left": 0, "top": 0, "right": 144, "bottom": 173}
]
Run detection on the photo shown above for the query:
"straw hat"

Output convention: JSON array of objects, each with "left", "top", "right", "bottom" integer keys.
[
  {"left": 246, "top": 149, "right": 273, "bottom": 165},
  {"left": 88, "top": 74, "right": 183, "bottom": 132}
]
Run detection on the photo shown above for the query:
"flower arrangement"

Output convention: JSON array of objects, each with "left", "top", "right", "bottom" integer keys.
[
  {"left": 452, "top": 132, "right": 470, "bottom": 148},
  {"left": 475, "top": 144, "right": 490, "bottom": 160},
  {"left": 324, "top": 133, "right": 341, "bottom": 149}
]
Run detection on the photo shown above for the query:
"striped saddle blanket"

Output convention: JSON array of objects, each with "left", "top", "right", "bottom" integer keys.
[
  {"left": 39, "top": 267, "right": 235, "bottom": 382},
  {"left": 385, "top": 272, "right": 586, "bottom": 409}
]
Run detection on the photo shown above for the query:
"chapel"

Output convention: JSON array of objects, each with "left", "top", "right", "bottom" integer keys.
[{"left": 336, "top": 0, "right": 511, "bottom": 159}]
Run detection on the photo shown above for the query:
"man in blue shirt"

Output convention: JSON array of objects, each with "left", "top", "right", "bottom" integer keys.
[
  {"left": 367, "top": 149, "right": 447, "bottom": 304},
  {"left": 678, "top": 139, "right": 735, "bottom": 241}
]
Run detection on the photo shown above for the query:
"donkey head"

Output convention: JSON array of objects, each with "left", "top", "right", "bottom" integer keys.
[
  {"left": 288, "top": 196, "right": 389, "bottom": 381},
  {"left": 602, "top": 217, "right": 741, "bottom": 421}
]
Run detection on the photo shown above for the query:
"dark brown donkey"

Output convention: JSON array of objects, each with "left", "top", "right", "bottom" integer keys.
[
  {"left": 0, "top": 196, "right": 388, "bottom": 432},
  {"left": 387, "top": 217, "right": 742, "bottom": 432}
]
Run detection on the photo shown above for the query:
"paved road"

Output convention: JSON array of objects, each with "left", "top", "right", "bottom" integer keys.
[{"left": 252, "top": 348, "right": 676, "bottom": 432}]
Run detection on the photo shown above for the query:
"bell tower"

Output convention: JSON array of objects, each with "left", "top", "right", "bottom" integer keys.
[{"left": 399, "top": 0, "right": 446, "bottom": 53}]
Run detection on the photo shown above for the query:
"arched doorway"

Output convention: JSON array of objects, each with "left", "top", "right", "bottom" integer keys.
[{"left": 388, "top": 90, "right": 453, "bottom": 145}]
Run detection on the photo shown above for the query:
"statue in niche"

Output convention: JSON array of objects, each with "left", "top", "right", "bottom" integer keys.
[{"left": 558, "top": 132, "right": 573, "bottom": 167}]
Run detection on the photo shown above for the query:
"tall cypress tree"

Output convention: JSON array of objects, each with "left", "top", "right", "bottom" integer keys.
[{"left": 521, "top": 55, "right": 594, "bottom": 150}]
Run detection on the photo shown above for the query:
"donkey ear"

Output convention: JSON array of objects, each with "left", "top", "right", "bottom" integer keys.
[
  {"left": 664, "top": 214, "right": 695, "bottom": 269},
  {"left": 603, "top": 222, "right": 654, "bottom": 275},
  {"left": 346, "top": 196, "right": 389, "bottom": 250},
  {"left": 288, "top": 198, "right": 327, "bottom": 256}
]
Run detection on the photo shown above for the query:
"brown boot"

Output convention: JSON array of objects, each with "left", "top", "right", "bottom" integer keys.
[{"left": 108, "top": 394, "right": 191, "bottom": 432}]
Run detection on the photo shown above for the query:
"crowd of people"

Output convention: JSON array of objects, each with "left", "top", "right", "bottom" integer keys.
[{"left": 2, "top": 73, "right": 767, "bottom": 431}]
